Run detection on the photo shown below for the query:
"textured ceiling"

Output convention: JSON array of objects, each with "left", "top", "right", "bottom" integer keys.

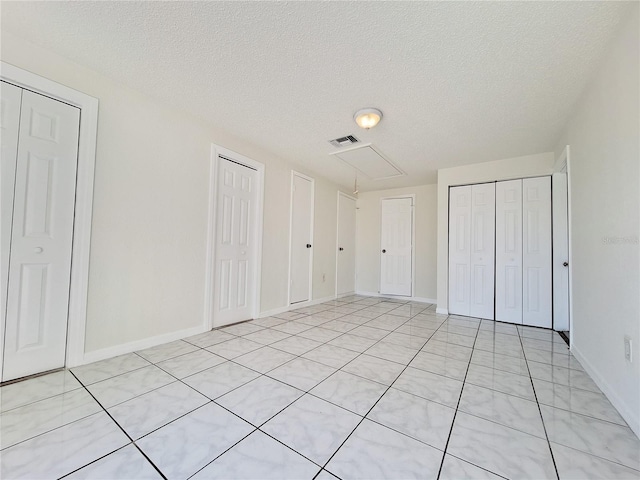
[{"left": 1, "top": 1, "right": 631, "bottom": 190}]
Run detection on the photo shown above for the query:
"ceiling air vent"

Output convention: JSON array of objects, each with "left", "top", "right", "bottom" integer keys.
[{"left": 328, "top": 135, "right": 359, "bottom": 149}]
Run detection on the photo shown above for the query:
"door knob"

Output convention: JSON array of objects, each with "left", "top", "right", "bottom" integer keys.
[
  {"left": 34, "top": 247, "right": 43, "bottom": 254},
  {"left": 382, "top": 249, "right": 386, "bottom": 253},
  {"left": 241, "top": 251, "right": 246, "bottom": 256},
  {"left": 306, "top": 244, "right": 312, "bottom": 248},
  {"left": 563, "top": 262, "right": 569, "bottom": 267},
  {"left": 339, "top": 247, "right": 344, "bottom": 251}
]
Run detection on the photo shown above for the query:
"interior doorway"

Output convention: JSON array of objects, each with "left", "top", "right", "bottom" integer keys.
[
  {"left": 380, "top": 196, "right": 413, "bottom": 297},
  {"left": 289, "top": 171, "right": 314, "bottom": 305},
  {"left": 0, "top": 63, "right": 98, "bottom": 380},
  {"left": 206, "top": 145, "right": 264, "bottom": 329},
  {"left": 336, "top": 192, "right": 356, "bottom": 297},
  {"left": 553, "top": 146, "right": 572, "bottom": 346}
]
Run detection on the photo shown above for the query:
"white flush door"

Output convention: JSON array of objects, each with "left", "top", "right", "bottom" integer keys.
[
  {"left": 336, "top": 192, "right": 356, "bottom": 296},
  {"left": 469, "top": 183, "right": 495, "bottom": 319},
  {"left": 213, "top": 157, "right": 258, "bottom": 327},
  {"left": 495, "top": 180, "right": 523, "bottom": 324},
  {"left": 3, "top": 90, "right": 80, "bottom": 381},
  {"left": 289, "top": 173, "right": 314, "bottom": 304},
  {"left": 448, "top": 186, "right": 471, "bottom": 316},
  {"left": 380, "top": 197, "right": 413, "bottom": 296},
  {"left": 552, "top": 172, "right": 570, "bottom": 332},
  {"left": 522, "top": 176, "right": 552, "bottom": 328},
  {"left": 1, "top": 81, "right": 22, "bottom": 365}
]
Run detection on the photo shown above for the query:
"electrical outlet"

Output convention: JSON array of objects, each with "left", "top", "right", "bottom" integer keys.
[{"left": 624, "top": 336, "right": 632, "bottom": 362}]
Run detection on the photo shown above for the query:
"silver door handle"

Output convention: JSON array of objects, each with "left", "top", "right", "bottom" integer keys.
[{"left": 34, "top": 247, "right": 43, "bottom": 254}]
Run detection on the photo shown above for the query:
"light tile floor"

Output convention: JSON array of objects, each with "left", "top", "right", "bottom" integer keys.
[{"left": 1, "top": 296, "right": 639, "bottom": 479}]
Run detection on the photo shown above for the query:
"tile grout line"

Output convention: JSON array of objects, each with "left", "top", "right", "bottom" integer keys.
[
  {"left": 184, "top": 296, "right": 423, "bottom": 480},
  {"left": 516, "top": 326, "right": 561, "bottom": 480},
  {"left": 435, "top": 318, "right": 481, "bottom": 480},
  {"left": 65, "top": 369, "right": 169, "bottom": 480},
  {"left": 1, "top": 297, "right": 432, "bottom": 480},
  {"left": 316, "top": 314, "right": 440, "bottom": 475}
]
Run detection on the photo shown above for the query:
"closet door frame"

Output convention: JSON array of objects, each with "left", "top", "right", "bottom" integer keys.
[{"left": 1, "top": 62, "right": 99, "bottom": 370}]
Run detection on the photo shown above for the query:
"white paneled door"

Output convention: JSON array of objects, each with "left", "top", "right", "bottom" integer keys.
[
  {"left": 495, "top": 180, "right": 523, "bottom": 324},
  {"left": 470, "top": 183, "right": 495, "bottom": 319},
  {"left": 380, "top": 197, "right": 413, "bottom": 296},
  {"left": 522, "top": 176, "right": 552, "bottom": 328},
  {"left": 448, "top": 186, "right": 471, "bottom": 315},
  {"left": 448, "top": 184, "right": 495, "bottom": 319},
  {"left": 336, "top": 192, "right": 356, "bottom": 296},
  {"left": 289, "top": 172, "right": 314, "bottom": 304},
  {"left": 213, "top": 157, "right": 258, "bottom": 327},
  {"left": 2, "top": 86, "right": 80, "bottom": 381}
]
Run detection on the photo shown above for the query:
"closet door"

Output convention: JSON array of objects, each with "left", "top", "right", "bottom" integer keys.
[
  {"left": 495, "top": 180, "right": 523, "bottom": 324},
  {"left": 448, "top": 186, "right": 471, "bottom": 315},
  {"left": 3, "top": 90, "right": 80, "bottom": 381},
  {"left": 522, "top": 176, "right": 552, "bottom": 328},
  {"left": 1, "top": 82, "right": 22, "bottom": 357},
  {"left": 469, "top": 183, "right": 495, "bottom": 319}
]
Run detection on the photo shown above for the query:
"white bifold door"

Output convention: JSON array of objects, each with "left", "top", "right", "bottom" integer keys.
[
  {"left": 495, "top": 180, "right": 523, "bottom": 323},
  {"left": 289, "top": 172, "right": 314, "bottom": 304},
  {"left": 336, "top": 192, "right": 356, "bottom": 296},
  {"left": 448, "top": 183, "right": 495, "bottom": 319},
  {"left": 1, "top": 81, "right": 80, "bottom": 381},
  {"left": 213, "top": 157, "right": 258, "bottom": 327},
  {"left": 496, "top": 177, "right": 552, "bottom": 327},
  {"left": 380, "top": 197, "right": 413, "bottom": 296}
]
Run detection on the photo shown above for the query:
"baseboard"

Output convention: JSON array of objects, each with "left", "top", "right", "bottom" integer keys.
[
  {"left": 258, "top": 305, "right": 290, "bottom": 318},
  {"left": 78, "top": 324, "right": 206, "bottom": 367},
  {"left": 355, "top": 291, "right": 436, "bottom": 305},
  {"left": 436, "top": 307, "right": 449, "bottom": 315},
  {"left": 336, "top": 291, "right": 356, "bottom": 299},
  {"left": 355, "top": 290, "right": 383, "bottom": 298},
  {"left": 412, "top": 296, "right": 437, "bottom": 305},
  {"left": 571, "top": 345, "right": 640, "bottom": 439},
  {"left": 258, "top": 295, "right": 337, "bottom": 319}
]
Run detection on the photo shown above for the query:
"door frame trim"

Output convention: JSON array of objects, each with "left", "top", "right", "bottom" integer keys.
[
  {"left": 205, "top": 144, "right": 265, "bottom": 330},
  {"left": 379, "top": 194, "right": 415, "bottom": 297},
  {"left": 335, "top": 191, "right": 357, "bottom": 297},
  {"left": 0, "top": 62, "right": 99, "bottom": 370},
  {"left": 288, "top": 171, "right": 315, "bottom": 306}
]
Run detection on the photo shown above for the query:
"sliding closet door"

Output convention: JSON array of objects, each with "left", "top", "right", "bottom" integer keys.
[
  {"left": 496, "top": 180, "right": 523, "bottom": 324},
  {"left": 469, "top": 183, "right": 495, "bottom": 319},
  {"left": 448, "top": 186, "right": 471, "bottom": 316},
  {"left": 522, "top": 176, "right": 552, "bottom": 328}
]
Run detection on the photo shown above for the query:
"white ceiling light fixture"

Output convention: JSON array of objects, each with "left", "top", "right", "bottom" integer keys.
[{"left": 354, "top": 108, "right": 383, "bottom": 129}]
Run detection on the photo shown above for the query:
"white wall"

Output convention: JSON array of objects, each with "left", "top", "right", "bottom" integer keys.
[
  {"left": 1, "top": 32, "right": 346, "bottom": 358},
  {"left": 435, "top": 152, "right": 555, "bottom": 312},
  {"left": 312, "top": 180, "right": 339, "bottom": 301},
  {"left": 555, "top": 5, "right": 639, "bottom": 437},
  {"left": 356, "top": 185, "right": 438, "bottom": 302}
]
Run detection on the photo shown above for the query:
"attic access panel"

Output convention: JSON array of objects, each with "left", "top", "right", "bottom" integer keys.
[{"left": 330, "top": 144, "right": 404, "bottom": 180}]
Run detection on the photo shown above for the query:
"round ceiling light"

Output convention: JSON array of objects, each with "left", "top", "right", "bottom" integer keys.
[{"left": 354, "top": 108, "right": 383, "bottom": 129}]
